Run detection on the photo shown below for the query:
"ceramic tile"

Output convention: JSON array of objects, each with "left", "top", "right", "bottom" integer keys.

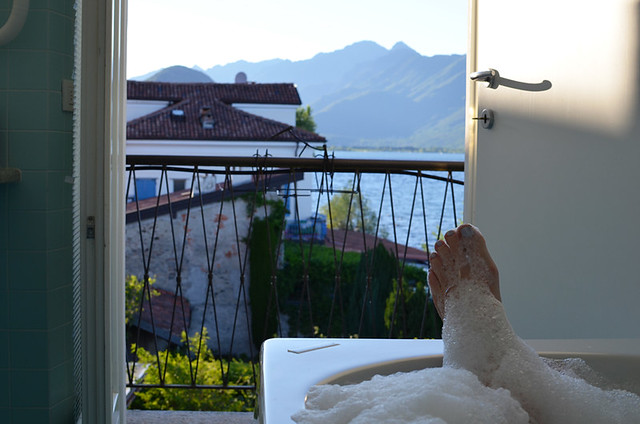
[
  {"left": 48, "top": 92, "right": 72, "bottom": 132},
  {"left": 7, "top": 170, "right": 48, "bottom": 211},
  {"left": 0, "top": 370, "right": 8, "bottom": 409},
  {"left": 46, "top": 248, "right": 71, "bottom": 291},
  {"left": 47, "top": 132, "right": 73, "bottom": 172},
  {"left": 50, "top": 396, "right": 74, "bottom": 424},
  {"left": 9, "top": 290, "right": 47, "bottom": 330},
  {"left": 8, "top": 131, "right": 49, "bottom": 171},
  {"left": 47, "top": 324, "right": 72, "bottom": 368},
  {"left": 48, "top": 13, "right": 73, "bottom": 55},
  {"left": 0, "top": 249, "right": 6, "bottom": 286},
  {"left": 8, "top": 210, "right": 47, "bottom": 250},
  {"left": 11, "top": 407, "right": 50, "bottom": 422},
  {"left": 0, "top": 331, "right": 8, "bottom": 368},
  {"left": 0, "top": 93, "right": 7, "bottom": 130},
  {"left": 49, "top": 361, "right": 73, "bottom": 406},
  {"left": 8, "top": 50, "right": 48, "bottom": 91},
  {"left": 0, "top": 188, "right": 6, "bottom": 249},
  {"left": 46, "top": 209, "right": 72, "bottom": 250},
  {"left": 46, "top": 171, "right": 72, "bottom": 210},
  {"left": 47, "top": 52, "right": 73, "bottom": 91},
  {"left": 0, "top": 50, "right": 7, "bottom": 87},
  {"left": 0, "top": 286, "right": 7, "bottom": 329},
  {"left": 9, "top": 10, "right": 48, "bottom": 50},
  {"left": 7, "top": 91, "right": 48, "bottom": 131},
  {"left": 8, "top": 250, "right": 46, "bottom": 291},
  {"left": 10, "top": 330, "right": 48, "bottom": 369},
  {"left": 46, "top": 287, "right": 72, "bottom": 329},
  {"left": 10, "top": 369, "right": 49, "bottom": 407}
]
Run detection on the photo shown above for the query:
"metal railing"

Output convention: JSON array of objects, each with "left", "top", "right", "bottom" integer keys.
[{"left": 124, "top": 154, "right": 464, "bottom": 409}]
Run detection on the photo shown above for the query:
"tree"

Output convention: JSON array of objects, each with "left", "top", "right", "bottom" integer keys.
[
  {"left": 296, "top": 105, "right": 317, "bottom": 133},
  {"left": 320, "top": 181, "right": 379, "bottom": 235},
  {"left": 125, "top": 274, "right": 159, "bottom": 325}
]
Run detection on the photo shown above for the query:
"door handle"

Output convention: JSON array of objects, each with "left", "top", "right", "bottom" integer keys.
[
  {"left": 470, "top": 68, "right": 552, "bottom": 92},
  {"left": 470, "top": 69, "right": 500, "bottom": 89}
]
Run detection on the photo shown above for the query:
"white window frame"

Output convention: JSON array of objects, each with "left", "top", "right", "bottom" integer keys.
[{"left": 79, "top": 0, "right": 128, "bottom": 422}]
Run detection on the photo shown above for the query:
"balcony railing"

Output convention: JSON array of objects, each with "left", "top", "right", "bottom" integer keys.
[{"left": 124, "top": 154, "right": 464, "bottom": 411}]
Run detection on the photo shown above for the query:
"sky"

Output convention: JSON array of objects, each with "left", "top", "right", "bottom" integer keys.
[{"left": 126, "top": 0, "right": 468, "bottom": 78}]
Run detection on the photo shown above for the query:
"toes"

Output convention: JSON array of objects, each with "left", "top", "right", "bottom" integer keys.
[
  {"left": 429, "top": 251, "right": 444, "bottom": 279},
  {"left": 444, "top": 229, "right": 460, "bottom": 254}
]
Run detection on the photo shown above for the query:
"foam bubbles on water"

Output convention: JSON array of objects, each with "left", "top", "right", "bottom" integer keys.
[
  {"left": 291, "top": 367, "right": 529, "bottom": 424},
  {"left": 292, "top": 253, "right": 640, "bottom": 423}
]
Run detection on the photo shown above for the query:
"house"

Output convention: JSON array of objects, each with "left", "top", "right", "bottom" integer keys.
[
  {"left": 126, "top": 79, "right": 326, "bottom": 216},
  {"left": 2, "top": 1, "right": 640, "bottom": 423}
]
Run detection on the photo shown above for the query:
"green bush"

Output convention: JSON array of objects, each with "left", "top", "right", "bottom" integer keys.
[
  {"left": 248, "top": 195, "right": 285, "bottom": 349},
  {"left": 278, "top": 241, "right": 362, "bottom": 337},
  {"left": 129, "top": 329, "right": 256, "bottom": 411},
  {"left": 277, "top": 241, "right": 442, "bottom": 339}
]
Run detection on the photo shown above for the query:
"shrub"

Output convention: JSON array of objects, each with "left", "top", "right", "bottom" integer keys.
[{"left": 129, "top": 329, "right": 256, "bottom": 411}]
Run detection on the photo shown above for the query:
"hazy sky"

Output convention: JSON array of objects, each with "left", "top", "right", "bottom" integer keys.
[{"left": 126, "top": 0, "right": 468, "bottom": 78}]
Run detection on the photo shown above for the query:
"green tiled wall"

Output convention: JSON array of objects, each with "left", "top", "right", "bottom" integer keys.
[{"left": 0, "top": 0, "right": 76, "bottom": 422}]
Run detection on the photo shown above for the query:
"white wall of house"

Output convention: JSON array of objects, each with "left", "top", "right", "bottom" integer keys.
[
  {"left": 126, "top": 99, "right": 171, "bottom": 121},
  {"left": 233, "top": 103, "right": 298, "bottom": 126},
  {"left": 126, "top": 139, "right": 319, "bottom": 219}
]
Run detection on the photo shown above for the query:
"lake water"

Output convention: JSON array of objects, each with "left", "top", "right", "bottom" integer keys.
[{"left": 308, "top": 150, "right": 465, "bottom": 250}]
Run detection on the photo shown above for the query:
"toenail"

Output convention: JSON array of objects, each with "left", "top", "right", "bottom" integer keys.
[
  {"left": 430, "top": 252, "right": 438, "bottom": 260},
  {"left": 460, "top": 226, "right": 474, "bottom": 238},
  {"left": 435, "top": 240, "right": 445, "bottom": 248},
  {"left": 445, "top": 230, "right": 455, "bottom": 238}
]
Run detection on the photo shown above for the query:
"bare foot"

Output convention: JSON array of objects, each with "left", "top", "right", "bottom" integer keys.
[{"left": 428, "top": 224, "right": 501, "bottom": 319}]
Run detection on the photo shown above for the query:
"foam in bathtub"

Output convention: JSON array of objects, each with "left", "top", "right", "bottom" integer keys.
[
  {"left": 291, "top": 366, "right": 528, "bottom": 424},
  {"left": 293, "top": 267, "right": 640, "bottom": 423}
]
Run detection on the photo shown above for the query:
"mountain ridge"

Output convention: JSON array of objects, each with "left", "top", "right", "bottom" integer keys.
[{"left": 133, "top": 41, "right": 465, "bottom": 152}]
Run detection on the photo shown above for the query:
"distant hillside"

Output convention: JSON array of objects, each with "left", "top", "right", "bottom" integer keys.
[
  {"left": 142, "top": 65, "right": 213, "bottom": 83},
  {"left": 135, "top": 41, "right": 465, "bottom": 152}
]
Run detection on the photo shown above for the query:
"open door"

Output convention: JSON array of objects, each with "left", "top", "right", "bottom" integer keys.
[{"left": 465, "top": 0, "right": 640, "bottom": 338}]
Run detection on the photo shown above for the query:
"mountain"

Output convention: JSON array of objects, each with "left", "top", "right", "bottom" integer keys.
[
  {"left": 135, "top": 41, "right": 465, "bottom": 152},
  {"left": 142, "top": 65, "right": 214, "bottom": 83}
]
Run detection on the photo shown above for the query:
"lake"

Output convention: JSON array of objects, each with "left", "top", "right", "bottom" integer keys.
[{"left": 308, "top": 150, "right": 465, "bottom": 250}]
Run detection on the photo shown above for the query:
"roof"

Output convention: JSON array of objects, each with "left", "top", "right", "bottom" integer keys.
[
  {"left": 128, "top": 80, "right": 303, "bottom": 104},
  {"left": 325, "top": 228, "right": 429, "bottom": 264},
  {"left": 135, "top": 287, "right": 191, "bottom": 346},
  {"left": 127, "top": 80, "right": 326, "bottom": 143}
]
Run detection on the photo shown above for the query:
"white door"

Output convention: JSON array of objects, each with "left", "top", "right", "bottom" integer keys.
[{"left": 465, "top": 0, "right": 640, "bottom": 338}]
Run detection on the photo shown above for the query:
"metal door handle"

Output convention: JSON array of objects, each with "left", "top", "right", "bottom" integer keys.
[
  {"left": 470, "top": 69, "right": 500, "bottom": 89},
  {"left": 471, "top": 68, "right": 552, "bottom": 92}
]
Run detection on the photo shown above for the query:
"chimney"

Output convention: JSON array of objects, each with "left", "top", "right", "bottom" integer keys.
[
  {"left": 235, "top": 72, "right": 247, "bottom": 84},
  {"left": 199, "top": 106, "right": 214, "bottom": 129}
]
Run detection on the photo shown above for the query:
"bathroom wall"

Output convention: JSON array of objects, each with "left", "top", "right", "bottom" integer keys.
[{"left": 0, "top": 0, "right": 76, "bottom": 421}]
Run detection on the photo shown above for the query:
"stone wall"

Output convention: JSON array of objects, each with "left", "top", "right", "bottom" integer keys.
[{"left": 126, "top": 197, "right": 268, "bottom": 357}]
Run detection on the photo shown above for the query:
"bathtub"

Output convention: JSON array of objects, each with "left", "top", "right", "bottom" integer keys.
[{"left": 258, "top": 338, "right": 640, "bottom": 424}]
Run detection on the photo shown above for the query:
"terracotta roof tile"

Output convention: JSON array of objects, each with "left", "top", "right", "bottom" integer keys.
[{"left": 127, "top": 81, "right": 326, "bottom": 143}]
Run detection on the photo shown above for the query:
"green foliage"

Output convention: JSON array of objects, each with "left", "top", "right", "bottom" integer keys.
[
  {"left": 248, "top": 197, "right": 286, "bottom": 349},
  {"left": 130, "top": 329, "right": 256, "bottom": 411},
  {"left": 277, "top": 241, "right": 442, "bottom": 339},
  {"left": 346, "top": 244, "right": 397, "bottom": 337},
  {"left": 295, "top": 105, "right": 317, "bottom": 133},
  {"left": 278, "top": 241, "right": 362, "bottom": 337},
  {"left": 125, "top": 275, "right": 159, "bottom": 325},
  {"left": 384, "top": 276, "right": 442, "bottom": 339},
  {"left": 320, "top": 181, "right": 379, "bottom": 235}
]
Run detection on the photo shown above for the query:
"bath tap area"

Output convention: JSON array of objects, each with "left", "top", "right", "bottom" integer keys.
[{"left": 259, "top": 338, "right": 640, "bottom": 423}]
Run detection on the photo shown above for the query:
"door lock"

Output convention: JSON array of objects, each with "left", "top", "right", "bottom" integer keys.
[{"left": 473, "top": 109, "right": 494, "bottom": 129}]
